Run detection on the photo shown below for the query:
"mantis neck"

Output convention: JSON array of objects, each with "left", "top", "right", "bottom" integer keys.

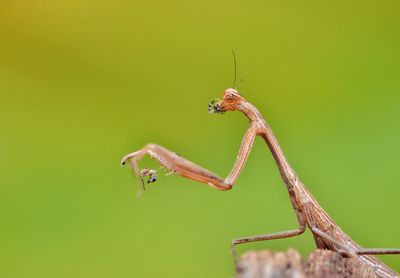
[
  {"left": 240, "top": 101, "right": 310, "bottom": 211},
  {"left": 260, "top": 124, "right": 298, "bottom": 191},
  {"left": 261, "top": 116, "right": 340, "bottom": 231},
  {"left": 262, "top": 122, "right": 316, "bottom": 215}
]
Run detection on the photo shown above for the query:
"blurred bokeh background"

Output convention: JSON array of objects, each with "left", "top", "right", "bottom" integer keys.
[{"left": 1, "top": 1, "right": 399, "bottom": 277}]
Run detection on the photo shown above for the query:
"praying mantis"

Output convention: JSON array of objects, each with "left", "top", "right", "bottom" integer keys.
[{"left": 121, "top": 88, "right": 400, "bottom": 277}]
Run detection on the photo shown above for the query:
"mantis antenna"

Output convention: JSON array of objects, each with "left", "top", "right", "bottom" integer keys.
[{"left": 232, "top": 49, "right": 237, "bottom": 88}]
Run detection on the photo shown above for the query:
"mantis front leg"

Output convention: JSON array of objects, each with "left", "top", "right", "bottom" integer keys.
[{"left": 121, "top": 125, "right": 257, "bottom": 191}]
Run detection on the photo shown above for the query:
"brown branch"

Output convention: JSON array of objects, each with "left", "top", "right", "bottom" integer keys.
[{"left": 237, "top": 249, "right": 378, "bottom": 278}]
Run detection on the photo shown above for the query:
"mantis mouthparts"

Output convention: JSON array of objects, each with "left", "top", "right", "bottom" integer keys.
[{"left": 208, "top": 98, "right": 224, "bottom": 114}]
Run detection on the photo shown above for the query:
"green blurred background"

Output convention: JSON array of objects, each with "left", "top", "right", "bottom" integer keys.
[{"left": 1, "top": 1, "right": 399, "bottom": 277}]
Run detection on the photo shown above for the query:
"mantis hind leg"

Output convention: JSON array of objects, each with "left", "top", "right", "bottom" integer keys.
[
  {"left": 310, "top": 226, "right": 357, "bottom": 257},
  {"left": 310, "top": 226, "right": 400, "bottom": 256},
  {"left": 356, "top": 248, "right": 400, "bottom": 255}
]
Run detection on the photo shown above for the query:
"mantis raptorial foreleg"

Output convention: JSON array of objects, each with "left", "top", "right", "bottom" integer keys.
[{"left": 121, "top": 126, "right": 257, "bottom": 191}]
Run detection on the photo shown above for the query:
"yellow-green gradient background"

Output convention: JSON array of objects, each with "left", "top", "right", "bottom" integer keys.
[{"left": 1, "top": 1, "right": 399, "bottom": 277}]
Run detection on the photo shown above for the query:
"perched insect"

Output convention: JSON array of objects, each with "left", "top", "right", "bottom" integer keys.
[
  {"left": 121, "top": 53, "right": 399, "bottom": 277},
  {"left": 121, "top": 88, "right": 400, "bottom": 277}
]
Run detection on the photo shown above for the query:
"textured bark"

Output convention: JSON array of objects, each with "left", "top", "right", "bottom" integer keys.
[{"left": 237, "top": 249, "right": 378, "bottom": 278}]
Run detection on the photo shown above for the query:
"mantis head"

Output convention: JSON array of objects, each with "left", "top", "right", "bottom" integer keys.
[{"left": 208, "top": 88, "right": 244, "bottom": 114}]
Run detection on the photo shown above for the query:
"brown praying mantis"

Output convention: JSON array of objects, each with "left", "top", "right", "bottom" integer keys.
[{"left": 121, "top": 88, "right": 400, "bottom": 277}]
